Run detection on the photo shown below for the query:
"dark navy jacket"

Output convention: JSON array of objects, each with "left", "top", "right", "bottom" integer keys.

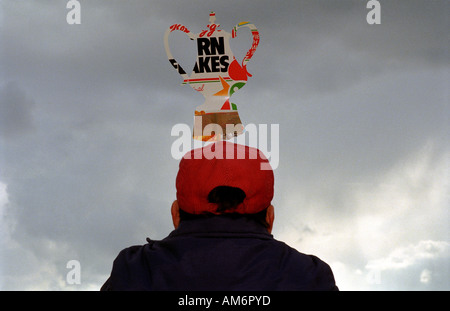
[{"left": 101, "top": 215, "right": 338, "bottom": 291}]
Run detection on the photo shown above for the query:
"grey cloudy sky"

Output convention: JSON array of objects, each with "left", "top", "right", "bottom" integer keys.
[{"left": 0, "top": 0, "right": 448, "bottom": 290}]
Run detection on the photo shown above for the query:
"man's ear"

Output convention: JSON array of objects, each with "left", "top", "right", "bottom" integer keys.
[
  {"left": 171, "top": 200, "right": 180, "bottom": 229},
  {"left": 266, "top": 205, "right": 275, "bottom": 233}
]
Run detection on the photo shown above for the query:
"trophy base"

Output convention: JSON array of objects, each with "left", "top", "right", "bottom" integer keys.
[{"left": 193, "top": 111, "right": 244, "bottom": 141}]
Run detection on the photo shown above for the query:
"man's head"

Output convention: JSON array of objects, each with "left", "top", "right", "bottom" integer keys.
[{"left": 172, "top": 141, "right": 275, "bottom": 232}]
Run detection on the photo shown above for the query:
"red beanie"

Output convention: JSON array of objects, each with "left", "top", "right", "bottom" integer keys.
[{"left": 176, "top": 141, "right": 274, "bottom": 214}]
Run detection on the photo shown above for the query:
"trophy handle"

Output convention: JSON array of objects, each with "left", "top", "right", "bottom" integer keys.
[
  {"left": 231, "top": 22, "right": 260, "bottom": 75},
  {"left": 164, "top": 24, "right": 195, "bottom": 80}
]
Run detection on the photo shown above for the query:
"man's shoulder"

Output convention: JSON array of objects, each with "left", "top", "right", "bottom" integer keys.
[
  {"left": 269, "top": 238, "right": 338, "bottom": 290},
  {"left": 276, "top": 239, "right": 332, "bottom": 268},
  {"left": 112, "top": 243, "right": 148, "bottom": 265},
  {"left": 117, "top": 237, "right": 160, "bottom": 254}
]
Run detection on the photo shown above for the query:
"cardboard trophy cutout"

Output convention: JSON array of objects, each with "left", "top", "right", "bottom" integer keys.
[{"left": 164, "top": 12, "right": 260, "bottom": 141}]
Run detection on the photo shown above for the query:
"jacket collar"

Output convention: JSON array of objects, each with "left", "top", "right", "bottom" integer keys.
[{"left": 167, "top": 214, "right": 273, "bottom": 240}]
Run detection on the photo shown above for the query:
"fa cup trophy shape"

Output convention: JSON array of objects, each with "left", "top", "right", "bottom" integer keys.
[{"left": 164, "top": 12, "right": 260, "bottom": 141}]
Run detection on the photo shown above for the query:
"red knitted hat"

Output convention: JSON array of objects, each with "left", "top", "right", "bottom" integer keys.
[{"left": 176, "top": 141, "right": 274, "bottom": 214}]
